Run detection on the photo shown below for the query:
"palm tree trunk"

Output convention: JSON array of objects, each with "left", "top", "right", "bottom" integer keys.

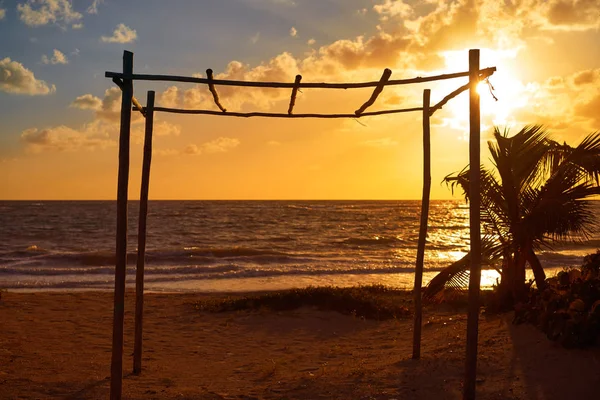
[
  {"left": 513, "top": 247, "right": 528, "bottom": 300},
  {"left": 526, "top": 248, "right": 547, "bottom": 290}
]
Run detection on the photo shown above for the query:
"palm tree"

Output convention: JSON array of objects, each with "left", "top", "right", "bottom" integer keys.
[{"left": 424, "top": 125, "right": 600, "bottom": 303}]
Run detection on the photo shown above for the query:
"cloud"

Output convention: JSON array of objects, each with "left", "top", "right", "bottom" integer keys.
[
  {"left": 183, "top": 144, "right": 201, "bottom": 155},
  {"left": 307, "top": 38, "right": 315, "bottom": 45},
  {"left": 572, "top": 69, "right": 600, "bottom": 86},
  {"left": 101, "top": 23, "right": 137, "bottom": 43},
  {"left": 72, "top": 23, "right": 83, "bottom": 29},
  {"left": 153, "top": 121, "right": 181, "bottom": 137},
  {"left": 540, "top": 0, "right": 600, "bottom": 31},
  {"left": 290, "top": 27, "right": 297, "bottom": 37},
  {"left": 158, "top": 86, "right": 180, "bottom": 108},
  {"left": 94, "top": 87, "right": 144, "bottom": 123},
  {"left": 41, "top": 49, "right": 68, "bottom": 65},
  {"left": 87, "top": 0, "right": 103, "bottom": 14},
  {"left": 373, "top": 0, "right": 412, "bottom": 19},
  {"left": 21, "top": 105, "right": 181, "bottom": 153},
  {"left": 20, "top": 121, "right": 116, "bottom": 153},
  {"left": 183, "top": 52, "right": 300, "bottom": 110},
  {"left": 575, "top": 93, "right": 600, "bottom": 126},
  {"left": 182, "top": 137, "right": 241, "bottom": 156},
  {"left": 250, "top": 32, "right": 260, "bottom": 44},
  {"left": 70, "top": 94, "right": 102, "bottom": 110},
  {"left": 17, "top": 0, "right": 82, "bottom": 28},
  {"left": 0, "top": 57, "right": 55, "bottom": 95},
  {"left": 203, "top": 137, "right": 240, "bottom": 153},
  {"left": 0, "top": 8, "right": 5, "bottom": 20}
]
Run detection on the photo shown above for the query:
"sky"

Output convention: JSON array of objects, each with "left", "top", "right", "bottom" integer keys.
[{"left": 1, "top": 0, "right": 599, "bottom": 200}]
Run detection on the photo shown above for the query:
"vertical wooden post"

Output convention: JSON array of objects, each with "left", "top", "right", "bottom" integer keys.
[
  {"left": 412, "top": 89, "right": 431, "bottom": 360},
  {"left": 110, "top": 50, "right": 133, "bottom": 400},
  {"left": 463, "top": 48, "right": 482, "bottom": 400},
  {"left": 133, "top": 91, "right": 155, "bottom": 375}
]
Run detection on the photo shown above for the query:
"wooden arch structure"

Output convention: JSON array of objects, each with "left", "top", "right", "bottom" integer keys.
[{"left": 105, "top": 49, "right": 496, "bottom": 400}]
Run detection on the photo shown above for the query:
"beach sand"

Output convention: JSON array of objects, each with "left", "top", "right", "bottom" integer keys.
[{"left": 1, "top": 291, "right": 599, "bottom": 399}]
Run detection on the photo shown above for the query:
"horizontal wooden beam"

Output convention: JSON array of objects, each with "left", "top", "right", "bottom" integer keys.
[
  {"left": 106, "top": 67, "right": 496, "bottom": 89},
  {"left": 133, "top": 106, "right": 423, "bottom": 118}
]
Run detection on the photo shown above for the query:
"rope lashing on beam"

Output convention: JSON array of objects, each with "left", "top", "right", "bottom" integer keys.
[
  {"left": 355, "top": 68, "right": 392, "bottom": 116},
  {"left": 206, "top": 69, "right": 227, "bottom": 112},
  {"left": 484, "top": 78, "right": 498, "bottom": 101},
  {"left": 288, "top": 75, "right": 302, "bottom": 115}
]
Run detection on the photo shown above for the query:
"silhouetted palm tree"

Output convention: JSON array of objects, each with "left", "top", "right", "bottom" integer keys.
[{"left": 424, "top": 125, "right": 600, "bottom": 303}]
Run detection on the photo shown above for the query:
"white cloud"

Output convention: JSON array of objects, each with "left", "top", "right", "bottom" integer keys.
[
  {"left": 87, "top": 0, "right": 103, "bottom": 14},
  {"left": 72, "top": 23, "right": 83, "bottom": 29},
  {"left": 70, "top": 94, "right": 102, "bottom": 110},
  {"left": 20, "top": 121, "right": 116, "bottom": 153},
  {"left": 22, "top": 87, "right": 182, "bottom": 152},
  {"left": 158, "top": 86, "right": 180, "bottom": 108},
  {"left": 101, "top": 23, "right": 137, "bottom": 43},
  {"left": 250, "top": 32, "right": 260, "bottom": 44},
  {"left": 290, "top": 26, "right": 297, "bottom": 37},
  {"left": 0, "top": 8, "right": 6, "bottom": 20},
  {"left": 307, "top": 38, "right": 315, "bottom": 45},
  {"left": 373, "top": 0, "right": 412, "bottom": 19},
  {"left": 0, "top": 57, "right": 55, "bottom": 95},
  {"left": 154, "top": 121, "right": 181, "bottom": 137},
  {"left": 17, "top": 0, "right": 82, "bottom": 28},
  {"left": 41, "top": 49, "right": 68, "bottom": 65}
]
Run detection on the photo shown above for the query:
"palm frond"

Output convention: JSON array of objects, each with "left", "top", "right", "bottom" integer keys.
[{"left": 423, "top": 236, "right": 501, "bottom": 301}]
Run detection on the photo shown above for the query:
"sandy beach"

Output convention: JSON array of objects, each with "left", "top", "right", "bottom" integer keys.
[{"left": 1, "top": 291, "right": 600, "bottom": 399}]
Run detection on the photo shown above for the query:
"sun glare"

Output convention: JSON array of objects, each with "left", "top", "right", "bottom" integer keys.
[{"left": 438, "top": 48, "right": 528, "bottom": 130}]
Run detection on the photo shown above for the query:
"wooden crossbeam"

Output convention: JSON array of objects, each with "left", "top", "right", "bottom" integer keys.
[
  {"left": 206, "top": 69, "right": 227, "bottom": 112},
  {"left": 287, "top": 75, "right": 302, "bottom": 115},
  {"left": 355, "top": 69, "right": 392, "bottom": 116},
  {"left": 134, "top": 106, "right": 423, "bottom": 118},
  {"left": 429, "top": 67, "right": 496, "bottom": 115},
  {"left": 112, "top": 77, "right": 146, "bottom": 117},
  {"left": 106, "top": 67, "right": 496, "bottom": 89}
]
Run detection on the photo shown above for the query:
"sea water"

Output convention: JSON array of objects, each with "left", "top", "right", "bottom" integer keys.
[{"left": 1, "top": 200, "right": 598, "bottom": 292}]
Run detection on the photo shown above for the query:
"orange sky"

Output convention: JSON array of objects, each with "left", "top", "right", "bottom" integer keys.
[{"left": 1, "top": 0, "right": 599, "bottom": 199}]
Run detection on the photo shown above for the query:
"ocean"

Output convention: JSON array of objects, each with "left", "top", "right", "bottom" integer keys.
[{"left": 1, "top": 200, "right": 599, "bottom": 292}]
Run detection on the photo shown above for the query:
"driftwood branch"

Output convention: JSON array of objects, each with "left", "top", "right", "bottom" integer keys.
[
  {"left": 429, "top": 68, "right": 495, "bottom": 115},
  {"left": 355, "top": 68, "right": 392, "bottom": 116},
  {"left": 206, "top": 69, "right": 227, "bottom": 112},
  {"left": 134, "top": 106, "right": 423, "bottom": 118},
  {"left": 106, "top": 67, "right": 496, "bottom": 89},
  {"left": 287, "top": 75, "right": 302, "bottom": 115},
  {"left": 112, "top": 77, "right": 146, "bottom": 117}
]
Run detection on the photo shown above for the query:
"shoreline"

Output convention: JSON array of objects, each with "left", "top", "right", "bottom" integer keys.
[{"left": 3, "top": 290, "right": 600, "bottom": 399}]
